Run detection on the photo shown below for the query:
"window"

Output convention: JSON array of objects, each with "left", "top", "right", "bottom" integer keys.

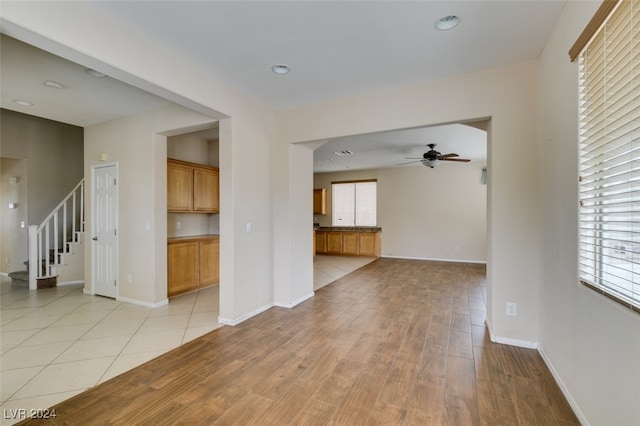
[
  {"left": 332, "top": 180, "right": 377, "bottom": 226},
  {"left": 577, "top": 0, "right": 640, "bottom": 312}
]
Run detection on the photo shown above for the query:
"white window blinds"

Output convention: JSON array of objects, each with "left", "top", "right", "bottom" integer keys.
[
  {"left": 332, "top": 181, "right": 377, "bottom": 227},
  {"left": 578, "top": 0, "right": 640, "bottom": 312}
]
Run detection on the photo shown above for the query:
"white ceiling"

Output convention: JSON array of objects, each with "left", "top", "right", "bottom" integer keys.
[
  {"left": 0, "top": 34, "right": 170, "bottom": 128},
  {"left": 313, "top": 122, "right": 488, "bottom": 173},
  {"left": 0, "top": 1, "right": 567, "bottom": 171}
]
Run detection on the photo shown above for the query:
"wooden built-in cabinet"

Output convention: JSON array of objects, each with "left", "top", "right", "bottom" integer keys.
[
  {"left": 168, "top": 235, "right": 219, "bottom": 297},
  {"left": 313, "top": 188, "right": 327, "bottom": 215},
  {"left": 315, "top": 231, "right": 381, "bottom": 257},
  {"left": 168, "top": 158, "right": 219, "bottom": 213}
]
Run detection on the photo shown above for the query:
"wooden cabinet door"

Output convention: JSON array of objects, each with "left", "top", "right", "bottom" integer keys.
[
  {"left": 167, "top": 161, "right": 193, "bottom": 211},
  {"left": 327, "top": 233, "right": 342, "bottom": 254},
  {"left": 199, "top": 238, "right": 219, "bottom": 286},
  {"left": 313, "top": 188, "right": 326, "bottom": 215},
  {"left": 315, "top": 231, "right": 327, "bottom": 254},
  {"left": 193, "top": 168, "right": 219, "bottom": 213},
  {"left": 358, "top": 233, "right": 380, "bottom": 257},
  {"left": 342, "top": 232, "right": 359, "bottom": 255},
  {"left": 168, "top": 241, "right": 198, "bottom": 297}
]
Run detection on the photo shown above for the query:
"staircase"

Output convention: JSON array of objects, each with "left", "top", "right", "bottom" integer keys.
[{"left": 26, "top": 179, "right": 85, "bottom": 290}]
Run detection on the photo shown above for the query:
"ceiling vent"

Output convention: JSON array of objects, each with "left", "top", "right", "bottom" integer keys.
[{"left": 334, "top": 150, "right": 354, "bottom": 156}]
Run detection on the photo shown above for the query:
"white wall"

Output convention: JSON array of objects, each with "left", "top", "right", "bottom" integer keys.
[
  {"left": 314, "top": 163, "right": 487, "bottom": 263},
  {"left": 279, "top": 60, "right": 540, "bottom": 345},
  {"left": 538, "top": 2, "right": 640, "bottom": 424}
]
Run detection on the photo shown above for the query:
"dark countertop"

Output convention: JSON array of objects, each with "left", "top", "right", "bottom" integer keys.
[
  {"left": 315, "top": 226, "right": 381, "bottom": 233},
  {"left": 168, "top": 234, "right": 220, "bottom": 243}
]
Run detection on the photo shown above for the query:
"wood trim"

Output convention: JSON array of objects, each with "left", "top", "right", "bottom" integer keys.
[
  {"left": 580, "top": 280, "right": 640, "bottom": 314},
  {"left": 568, "top": 0, "right": 620, "bottom": 62}
]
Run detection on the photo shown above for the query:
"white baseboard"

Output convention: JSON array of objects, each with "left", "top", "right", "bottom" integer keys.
[
  {"left": 219, "top": 302, "right": 273, "bottom": 326},
  {"left": 537, "top": 344, "right": 589, "bottom": 426},
  {"left": 485, "top": 320, "right": 538, "bottom": 349},
  {"left": 116, "top": 295, "right": 169, "bottom": 308},
  {"left": 57, "top": 280, "right": 84, "bottom": 286},
  {"left": 83, "top": 288, "right": 95, "bottom": 295},
  {"left": 382, "top": 255, "right": 487, "bottom": 265},
  {"left": 274, "top": 292, "right": 314, "bottom": 308}
]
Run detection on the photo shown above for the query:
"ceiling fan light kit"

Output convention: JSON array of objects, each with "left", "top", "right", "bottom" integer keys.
[{"left": 399, "top": 143, "right": 470, "bottom": 168}]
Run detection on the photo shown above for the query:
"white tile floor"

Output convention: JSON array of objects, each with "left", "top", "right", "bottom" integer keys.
[
  {"left": 313, "top": 255, "right": 376, "bottom": 290},
  {"left": 0, "top": 280, "right": 222, "bottom": 425},
  {"left": 0, "top": 255, "right": 374, "bottom": 425}
]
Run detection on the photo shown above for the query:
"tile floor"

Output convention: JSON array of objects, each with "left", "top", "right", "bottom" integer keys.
[
  {"left": 313, "top": 254, "right": 376, "bottom": 290},
  {"left": 0, "top": 281, "right": 221, "bottom": 425},
  {"left": 0, "top": 255, "right": 374, "bottom": 425}
]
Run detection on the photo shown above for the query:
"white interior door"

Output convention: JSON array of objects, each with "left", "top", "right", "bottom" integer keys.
[{"left": 92, "top": 164, "right": 118, "bottom": 298}]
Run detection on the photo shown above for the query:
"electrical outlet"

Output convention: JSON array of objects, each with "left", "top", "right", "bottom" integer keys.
[
  {"left": 176, "top": 222, "right": 181, "bottom": 230},
  {"left": 4, "top": 256, "right": 8, "bottom": 265},
  {"left": 506, "top": 302, "right": 517, "bottom": 316},
  {"left": 127, "top": 274, "right": 132, "bottom": 284}
]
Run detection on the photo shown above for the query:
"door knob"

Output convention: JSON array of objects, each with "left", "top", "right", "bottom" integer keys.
[{"left": 92, "top": 236, "right": 98, "bottom": 241}]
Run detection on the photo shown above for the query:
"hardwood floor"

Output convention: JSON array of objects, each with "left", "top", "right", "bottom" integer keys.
[{"left": 17, "top": 258, "right": 579, "bottom": 425}]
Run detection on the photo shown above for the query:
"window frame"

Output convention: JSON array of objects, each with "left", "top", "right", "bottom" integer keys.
[{"left": 575, "top": 0, "right": 640, "bottom": 313}]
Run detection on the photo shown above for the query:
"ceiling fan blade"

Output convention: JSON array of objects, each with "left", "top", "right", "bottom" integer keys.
[
  {"left": 398, "top": 159, "right": 423, "bottom": 165},
  {"left": 442, "top": 158, "right": 471, "bottom": 162},
  {"left": 439, "top": 153, "right": 459, "bottom": 158}
]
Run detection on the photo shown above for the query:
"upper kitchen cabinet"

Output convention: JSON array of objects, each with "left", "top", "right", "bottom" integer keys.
[
  {"left": 313, "top": 188, "right": 327, "bottom": 215},
  {"left": 168, "top": 158, "right": 219, "bottom": 213}
]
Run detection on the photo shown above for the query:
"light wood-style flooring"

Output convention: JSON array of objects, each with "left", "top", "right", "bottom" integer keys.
[{"left": 16, "top": 258, "right": 579, "bottom": 425}]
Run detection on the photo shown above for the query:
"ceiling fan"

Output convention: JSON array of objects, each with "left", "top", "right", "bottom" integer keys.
[{"left": 399, "top": 143, "right": 471, "bottom": 168}]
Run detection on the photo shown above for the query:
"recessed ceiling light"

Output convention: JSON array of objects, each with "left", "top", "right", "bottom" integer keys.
[
  {"left": 44, "top": 80, "right": 64, "bottom": 89},
  {"left": 85, "top": 68, "right": 107, "bottom": 78},
  {"left": 435, "top": 15, "right": 461, "bottom": 31},
  {"left": 271, "top": 64, "right": 291, "bottom": 75},
  {"left": 13, "top": 99, "right": 33, "bottom": 107}
]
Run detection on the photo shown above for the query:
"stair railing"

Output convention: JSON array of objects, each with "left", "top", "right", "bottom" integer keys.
[{"left": 28, "top": 179, "right": 84, "bottom": 290}]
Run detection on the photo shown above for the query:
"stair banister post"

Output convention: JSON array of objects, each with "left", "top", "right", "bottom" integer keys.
[{"left": 28, "top": 225, "right": 38, "bottom": 290}]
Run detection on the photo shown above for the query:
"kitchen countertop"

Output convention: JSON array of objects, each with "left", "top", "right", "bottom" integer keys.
[
  {"left": 315, "top": 226, "right": 381, "bottom": 233},
  {"left": 168, "top": 234, "right": 219, "bottom": 243}
]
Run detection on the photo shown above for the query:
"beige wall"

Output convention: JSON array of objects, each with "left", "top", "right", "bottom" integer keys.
[
  {"left": 84, "top": 104, "right": 216, "bottom": 305},
  {"left": 6, "top": 3, "right": 638, "bottom": 422},
  {"left": 314, "top": 162, "right": 487, "bottom": 263},
  {"left": 0, "top": 109, "right": 83, "bottom": 274},
  {"left": 2, "top": 1, "right": 278, "bottom": 319},
  {"left": 279, "top": 60, "right": 540, "bottom": 346},
  {"left": 537, "top": 1, "right": 640, "bottom": 424}
]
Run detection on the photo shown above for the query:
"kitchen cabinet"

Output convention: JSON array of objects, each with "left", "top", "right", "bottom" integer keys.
[
  {"left": 168, "top": 158, "right": 219, "bottom": 213},
  {"left": 315, "top": 231, "right": 327, "bottom": 254},
  {"left": 168, "top": 235, "right": 219, "bottom": 297},
  {"left": 167, "top": 161, "right": 193, "bottom": 211},
  {"left": 327, "top": 232, "right": 343, "bottom": 254},
  {"left": 314, "top": 230, "right": 381, "bottom": 257},
  {"left": 313, "top": 188, "right": 327, "bottom": 215},
  {"left": 358, "top": 232, "right": 380, "bottom": 257},
  {"left": 342, "top": 232, "right": 358, "bottom": 255}
]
